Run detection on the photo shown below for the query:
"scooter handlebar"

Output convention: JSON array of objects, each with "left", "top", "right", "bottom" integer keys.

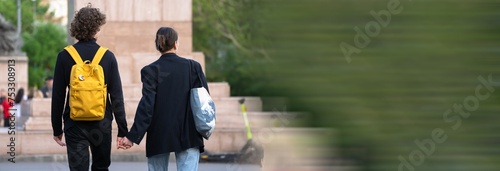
[{"left": 238, "top": 98, "right": 245, "bottom": 104}]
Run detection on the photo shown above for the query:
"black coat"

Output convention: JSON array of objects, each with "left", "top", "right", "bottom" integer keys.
[{"left": 126, "top": 53, "right": 208, "bottom": 157}]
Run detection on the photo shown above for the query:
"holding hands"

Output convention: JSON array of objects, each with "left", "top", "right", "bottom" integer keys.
[{"left": 117, "top": 137, "right": 134, "bottom": 150}]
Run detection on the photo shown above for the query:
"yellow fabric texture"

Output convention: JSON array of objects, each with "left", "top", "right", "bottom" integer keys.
[{"left": 64, "top": 45, "right": 108, "bottom": 121}]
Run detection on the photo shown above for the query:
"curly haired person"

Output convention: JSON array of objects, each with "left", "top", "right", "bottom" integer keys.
[{"left": 51, "top": 4, "right": 128, "bottom": 171}]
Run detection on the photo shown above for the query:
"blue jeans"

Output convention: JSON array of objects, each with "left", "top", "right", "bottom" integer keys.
[{"left": 148, "top": 147, "right": 200, "bottom": 171}]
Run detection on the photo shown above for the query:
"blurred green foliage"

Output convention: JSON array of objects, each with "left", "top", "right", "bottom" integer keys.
[
  {"left": 0, "top": 0, "right": 66, "bottom": 88},
  {"left": 22, "top": 22, "right": 66, "bottom": 88},
  {"left": 256, "top": 0, "right": 500, "bottom": 170},
  {"left": 0, "top": 0, "right": 51, "bottom": 33},
  {"left": 193, "top": 0, "right": 269, "bottom": 96}
]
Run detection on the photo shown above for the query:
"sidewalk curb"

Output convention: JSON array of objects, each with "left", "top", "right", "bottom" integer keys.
[{"left": 0, "top": 153, "right": 159, "bottom": 163}]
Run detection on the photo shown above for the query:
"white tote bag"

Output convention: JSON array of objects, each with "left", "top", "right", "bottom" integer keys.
[{"left": 189, "top": 60, "right": 216, "bottom": 139}]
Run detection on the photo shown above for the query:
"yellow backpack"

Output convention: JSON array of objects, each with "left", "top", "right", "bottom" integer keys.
[{"left": 64, "top": 45, "right": 108, "bottom": 121}]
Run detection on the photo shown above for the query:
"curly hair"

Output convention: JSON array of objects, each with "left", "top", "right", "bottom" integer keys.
[{"left": 70, "top": 4, "right": 106, "bottom": 41}]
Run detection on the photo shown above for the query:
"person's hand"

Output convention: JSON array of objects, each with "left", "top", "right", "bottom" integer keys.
[
  {"left": 117, "top": 137, "right": 132, "bottom": 150},
  {"left": 119, "top": 137, "right": 134, "bottom": 150},
  {"left": 117, "top": 137, "right": 125, "bottom": 150},
  {"left": 53, "top": 134, "right": 66, "bottom": 146}
]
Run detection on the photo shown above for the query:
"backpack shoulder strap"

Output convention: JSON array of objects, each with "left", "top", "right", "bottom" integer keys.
[
  {"left": 91, "top": 46, "right": 108, "bottom": 65},
  {"left": 64, "top": 45, "right": 84, "bottom": 65}
]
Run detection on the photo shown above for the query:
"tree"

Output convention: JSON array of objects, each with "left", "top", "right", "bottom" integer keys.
[
  {"left": 0, "top": 0, "right": 51, "bottom": 34},
  {"left": 22, "top": 22, "right": 66, "bottom": 87},
  {"left": 193, "top": 0, "right": 268, "bottom": 96},
  {"left": 0, "top": 0, "right": 64, "bottom": 88}
]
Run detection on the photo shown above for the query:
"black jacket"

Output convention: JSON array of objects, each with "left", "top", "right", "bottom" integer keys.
[
  {"left": 51, "top": 39, "right": 128, "bottom": 137},
  {"left": 126, "top": 53, "right": 208, "bottom": 157}
]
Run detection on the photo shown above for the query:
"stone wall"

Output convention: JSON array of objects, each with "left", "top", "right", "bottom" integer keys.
[{"left": 74, "top": 0, "right": 201, "bottom": 85}]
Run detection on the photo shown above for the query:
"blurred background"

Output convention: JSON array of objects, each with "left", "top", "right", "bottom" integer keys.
[
  {"left": 1, "top": 0, "right": 500, "bottom": 170},
  {"left": 256, "top": 0, "right": 500, "bottom": 170}
]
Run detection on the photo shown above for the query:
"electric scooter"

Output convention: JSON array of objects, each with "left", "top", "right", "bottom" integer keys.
[{"left": 200, "top": 98, "right": 264, "bottom": 166}]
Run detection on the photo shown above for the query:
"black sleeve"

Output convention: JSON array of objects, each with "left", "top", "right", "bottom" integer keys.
[
  {"left": 126, "top": 65, "right": 157, "bottom": 144},
  {"left": 194, "top": 61, "right": 210, "bottom": 93},
  {"left": 51, "top": 52, "right": 67, "bottom": 136},
  {"left": 107, "top": 52, "right": 128, "bottom": 137}
]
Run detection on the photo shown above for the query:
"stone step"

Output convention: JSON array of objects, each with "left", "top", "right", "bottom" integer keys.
[
  {"left": 31, "top": 95, "right": 260, "bottom": 118},
  {"left": 0, "top": 128, "right": 337, "bottom": 170},
  {"left": 31, "top": 98, "right": 51, "bottom": 117},
  {"left": 25, "top": 111, "right": 281, "bottom": 131},
  {"left": 215, "top": 112, "right": 286, "bottom": 129},
  {"left": 122, "top": 82, "right": 230, "bottom": 99},
  {"left": 24, "top": 117, "right": 49, "bottom": 131},
  {"left": 122, "top": 97, "right": 263, "bottom": 118},
  {"left": 206, "top": 82, "right": 231, "bottom": 98},
  {"left": 121, "top": 112, "right": 282, "bottom": 130},
  {"left": 211, "top": 97, "right": 262, "bottom": 113},
  {"left": 0, "top": 128, "right": 267, "bottom": 155}
]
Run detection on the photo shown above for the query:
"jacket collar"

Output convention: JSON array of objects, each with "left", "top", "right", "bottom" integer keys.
[
  {"left": 76, "top": 38, "right": 97, "bottom": 45},
  {"left": 160, "top": 53, "right": 177, "bottom": 58}
]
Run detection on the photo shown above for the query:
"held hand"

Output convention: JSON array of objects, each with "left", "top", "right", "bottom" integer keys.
[
  {"left": 53, "top": 134, "right": 66, "bottom": 146},
  {"left": 119, "top": 137, "right": 134, "bottom": 150},
  {"left": 117, "top": 137, "right": 126, "bottom": 150}
]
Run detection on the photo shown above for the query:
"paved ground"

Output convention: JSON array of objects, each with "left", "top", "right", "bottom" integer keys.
[{"left": 0, "top": 162, "right": 261, "bottom": 171}]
